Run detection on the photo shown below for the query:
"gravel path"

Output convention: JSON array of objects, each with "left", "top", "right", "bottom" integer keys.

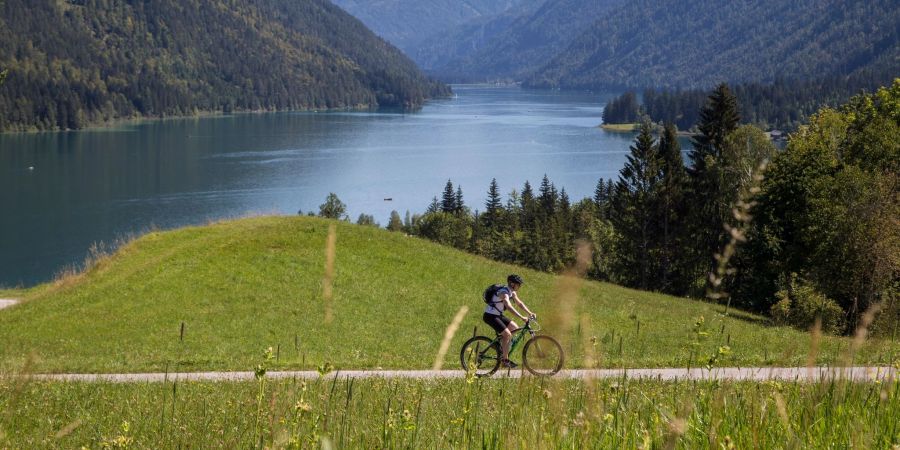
[
  {"left": 20, "top": 366, "right": 895, "bottom": 383},
  {"left": 0, "top": 299, "right": 18, "bottom": 310}
]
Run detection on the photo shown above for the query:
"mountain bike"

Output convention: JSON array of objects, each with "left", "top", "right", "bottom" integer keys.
[{"left": 459, "top": 318, "right": 564, "bottom": 377}]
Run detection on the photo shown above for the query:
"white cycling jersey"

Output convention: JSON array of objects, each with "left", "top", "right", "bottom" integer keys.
[{"left": 484, "top": 287, "right": 510, "bottom": 316}]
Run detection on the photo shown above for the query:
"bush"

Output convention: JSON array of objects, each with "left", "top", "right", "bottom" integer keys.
[
  {"left": 770, "top": 275, "right": 845, "bottom": 334},
  {"left": 869, "top": 287, "right": 899, "bottom": 338},
  {"left": 356, "top": 214, "right": 378, "bottom": 227},
  {"left": 414, "top": 212, "right": 471, "bottom": 249},
  {"left": 318, "top": 193, "right": 347, "bottom": 220}
]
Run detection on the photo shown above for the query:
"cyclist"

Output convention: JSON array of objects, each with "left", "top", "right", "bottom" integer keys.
[{"left": 482, "top": 274, "right": 536, "bottom": 368}]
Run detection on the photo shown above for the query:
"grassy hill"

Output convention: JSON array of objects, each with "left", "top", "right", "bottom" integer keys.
[{"left": 0, "top": 216, "right": 895, "bottom": 373}]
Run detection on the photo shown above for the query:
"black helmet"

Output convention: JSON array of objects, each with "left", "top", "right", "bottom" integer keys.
[{"left": 507, "top": 274, "right": 524, "bottom": 285}]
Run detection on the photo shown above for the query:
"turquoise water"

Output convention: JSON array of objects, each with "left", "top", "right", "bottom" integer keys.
[{"left": 1, "top": 86, "right": 654, "bottom": 286}]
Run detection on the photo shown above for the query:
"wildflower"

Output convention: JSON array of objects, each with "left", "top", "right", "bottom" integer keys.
[
  {"left": 722, "top": 435, "right": 735, "bottom": 449},
  {"left": 295, "top": 400, "right": 312, "bottom": 413},
  {"left": 317, "top": 362, "right": 334, "bottom": 376}
]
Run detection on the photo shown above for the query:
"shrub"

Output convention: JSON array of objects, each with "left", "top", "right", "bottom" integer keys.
[
  {"left": 318, "top": 193, "right": 347, "bottom": 220},
  {"left": 770, "top": 275, "right": 845, "bottom": 334},
  {"left": 869, "top": 287, "right": 899, "bottom": 338},
  {"left": 356, "top": 214, "right": 378, "bottom": 227}
]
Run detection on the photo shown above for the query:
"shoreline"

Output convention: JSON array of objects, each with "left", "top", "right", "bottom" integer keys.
[
  {"left": 0, "top": 98, "right": 452, "bottom": 135},
  {"left": 599, "top": 122, "right": 698, "bottom": 137}
]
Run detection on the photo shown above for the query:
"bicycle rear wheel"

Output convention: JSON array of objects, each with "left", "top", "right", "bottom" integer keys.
[
  {"left": 523, "top": 335, "right": 564, "bottom": 376},
  {"left": 460, "top": 336, "right": 501, "bottom": 377}
]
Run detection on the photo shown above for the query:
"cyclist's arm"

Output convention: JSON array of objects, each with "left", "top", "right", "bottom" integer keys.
[
  {"left": 501, "top": 293, "right": 527, "bottom": 321},
  {"left": 510, "top": 292, "right": 535, "bottom": 318}
]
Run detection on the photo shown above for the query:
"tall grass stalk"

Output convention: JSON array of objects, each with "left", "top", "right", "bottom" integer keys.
[
  {"left": 433, "top": 306, "right": 469, "bottom": 371},
  {"left": 323, "top": 223, "right": 337, "bottom": 324}
]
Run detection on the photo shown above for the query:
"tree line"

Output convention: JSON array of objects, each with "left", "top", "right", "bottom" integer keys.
[
  {"left": 368, "top": 81, "right": 897, "bottom": 336},
  {"left": 602, "top": 69, "right": 896, "bottom": 132}
]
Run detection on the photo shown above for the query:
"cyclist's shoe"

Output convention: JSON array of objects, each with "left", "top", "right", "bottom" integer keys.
[{"left": 501, "top": 359, "right": 519, "bottom": 368}]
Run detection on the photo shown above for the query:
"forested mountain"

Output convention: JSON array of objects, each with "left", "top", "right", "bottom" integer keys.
[
  {"left": 526, "top": 0, "right": 900, "bottom": 90},
  {"left": 330, "top": 0, "right": 535, "bottom": 59},
  {"left": 0, "top": 0, "right": 449, "bottom": 131},
  {"left": 603, "top": 68, "right": 896, "bottom": 131},
  {"left": 425, "top": 0, "right": 625, "bottom": 81}
]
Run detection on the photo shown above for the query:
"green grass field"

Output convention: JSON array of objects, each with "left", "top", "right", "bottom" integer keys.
[
  {"left": 2, "top": 375, "right": 898, "bottom": 448},
  {"left": 0, "top": 216, "right": 896, "bottom": 373}
]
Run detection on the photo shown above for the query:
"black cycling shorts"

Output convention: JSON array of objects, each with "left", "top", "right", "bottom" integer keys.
[{"left": 483, "top": 312, "right": 512, "bottom": 334}]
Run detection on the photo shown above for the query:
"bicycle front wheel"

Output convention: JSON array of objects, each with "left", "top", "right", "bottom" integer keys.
[
  {"left": 460, "top": 336, "right": 501, "bottom": 377},
  {"left": 523, "top": 335, "right": 564, "bottom": 376}
]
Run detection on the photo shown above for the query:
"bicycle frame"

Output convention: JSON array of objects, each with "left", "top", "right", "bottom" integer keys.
[{"left": 487, "top": 319, "right": 536, "bottom": 359}]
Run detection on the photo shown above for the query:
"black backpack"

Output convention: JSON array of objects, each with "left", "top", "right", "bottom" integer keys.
[{"left": 483, "top": 284, "right": 507, "bottom": 305}]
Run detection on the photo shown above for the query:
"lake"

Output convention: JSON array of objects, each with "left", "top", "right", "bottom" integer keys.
[{"left": 1, "top": 85, "right": 665, "bottom": 286}]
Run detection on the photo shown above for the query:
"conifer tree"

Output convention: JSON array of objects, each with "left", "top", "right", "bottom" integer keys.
[
  {"left": 404, "top": 211, "right": 413, "bottom": 230},
  {"left": 612, "top": 121, "right": 663, "bottom": 289},
  {"left": 426, "top": 197, "right": 441, "bottom": 214},
  {"left": 455, "top": 186, "right": 465, "bottom": 213},
  {"left": 605, "top": 179, "right": 616, "bottom": 217},
  {"left": 520, "top": 181, "right": 535, "bottom": 229},
  {"left": 387, "top": 210, "right": 404, "bottom": 232},
  {"left": 484, "top": 178, "right": 503, "bottom": 228},
  {"left": 441, "top": 180, "right": 457, "bottom": 213},
  {"left": 687, "top": 83, "right": 741, "bottom": 290},
  {"left": 593, "top": 178, "right": 607, "bottom": 208},
  {"left": 538, "top": 175, "right": 556, "bottom": 218},
  {"left": 657, "top": 123, "right": 689, "bottom": 293}
]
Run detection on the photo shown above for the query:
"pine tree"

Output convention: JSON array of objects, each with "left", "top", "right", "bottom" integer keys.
[
  {"left": 687, "top": 83, "right": 741, "bottom": 291},
  {"left": 441, "top": 180, "right": 456, "bottom": 213},
  {"left": 593, "top": 178, "right": 607, "bottom": 209},
  {"left": 605, "top": 179, "right": 616, "bottom": 217},
  {"left": 520, "top": 181, "right": 535, "bottom": 229},
  {"left": 426, "top": 197, "right": 441, "bottom": 214},
  {"left": 657, "top": 123, "right": 689, "bottom": 294},
  {"left": 404, "top": 210, "right": 413, "bottom": 230},
  {"left": 455, "top": 186, "right": 465, "bottom": 213},
  {"left": 611, "top": 121, "right": 663, "bottom": 289},
  {"left": 387, "top": 210, "right": 404, "bottom": 232},
  {"left": 690, "top": 83, "right": 740, "bottom": 167},
  {"left": 538, "top": 175, "right": 556, "bottom": 218},
  {"left": 558, "top": 188, "right": 574, "bottom": 265},
  {"left": 484, "top": 178, "right": 503, "bottom": 228}
]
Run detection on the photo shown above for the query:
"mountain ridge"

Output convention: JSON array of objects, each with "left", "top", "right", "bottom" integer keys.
[
  {"left": 0, "top": 0, "right": 449, "bottom": 131},
  {"left": 525, "top": 0, "right": 900, "bottom": 90}
]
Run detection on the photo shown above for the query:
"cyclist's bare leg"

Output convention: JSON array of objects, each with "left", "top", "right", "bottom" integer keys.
[
  {"left": 501, "top": 321, "right": 519, "bottom": 360},
  {"left": 500, "top": 329, "right": 512, "bottom": 360}
]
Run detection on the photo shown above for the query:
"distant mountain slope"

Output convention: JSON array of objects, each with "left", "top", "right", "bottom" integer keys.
[
  {"left": 0, "top": 0, "right": 449, "bottom": 131},
  {"left": 526, "top": 0, "right": 900, "bottom": 90},
  {"left": 330, "top": 0, "right": 534, "bottom": 57},
  {"left": 427, "top": 0, "right": 625, "bottom": 81}
]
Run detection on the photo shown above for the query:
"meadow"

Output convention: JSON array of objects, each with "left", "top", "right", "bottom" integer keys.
[
  {"left": 0, "top": 216, "right": 896, "bottom": 373},
  {"left": 2, "top": 373, "right": 898, "bottom": 448},
  {"left": 1, "top": 216, "right": 898, "bottom": 448}
]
